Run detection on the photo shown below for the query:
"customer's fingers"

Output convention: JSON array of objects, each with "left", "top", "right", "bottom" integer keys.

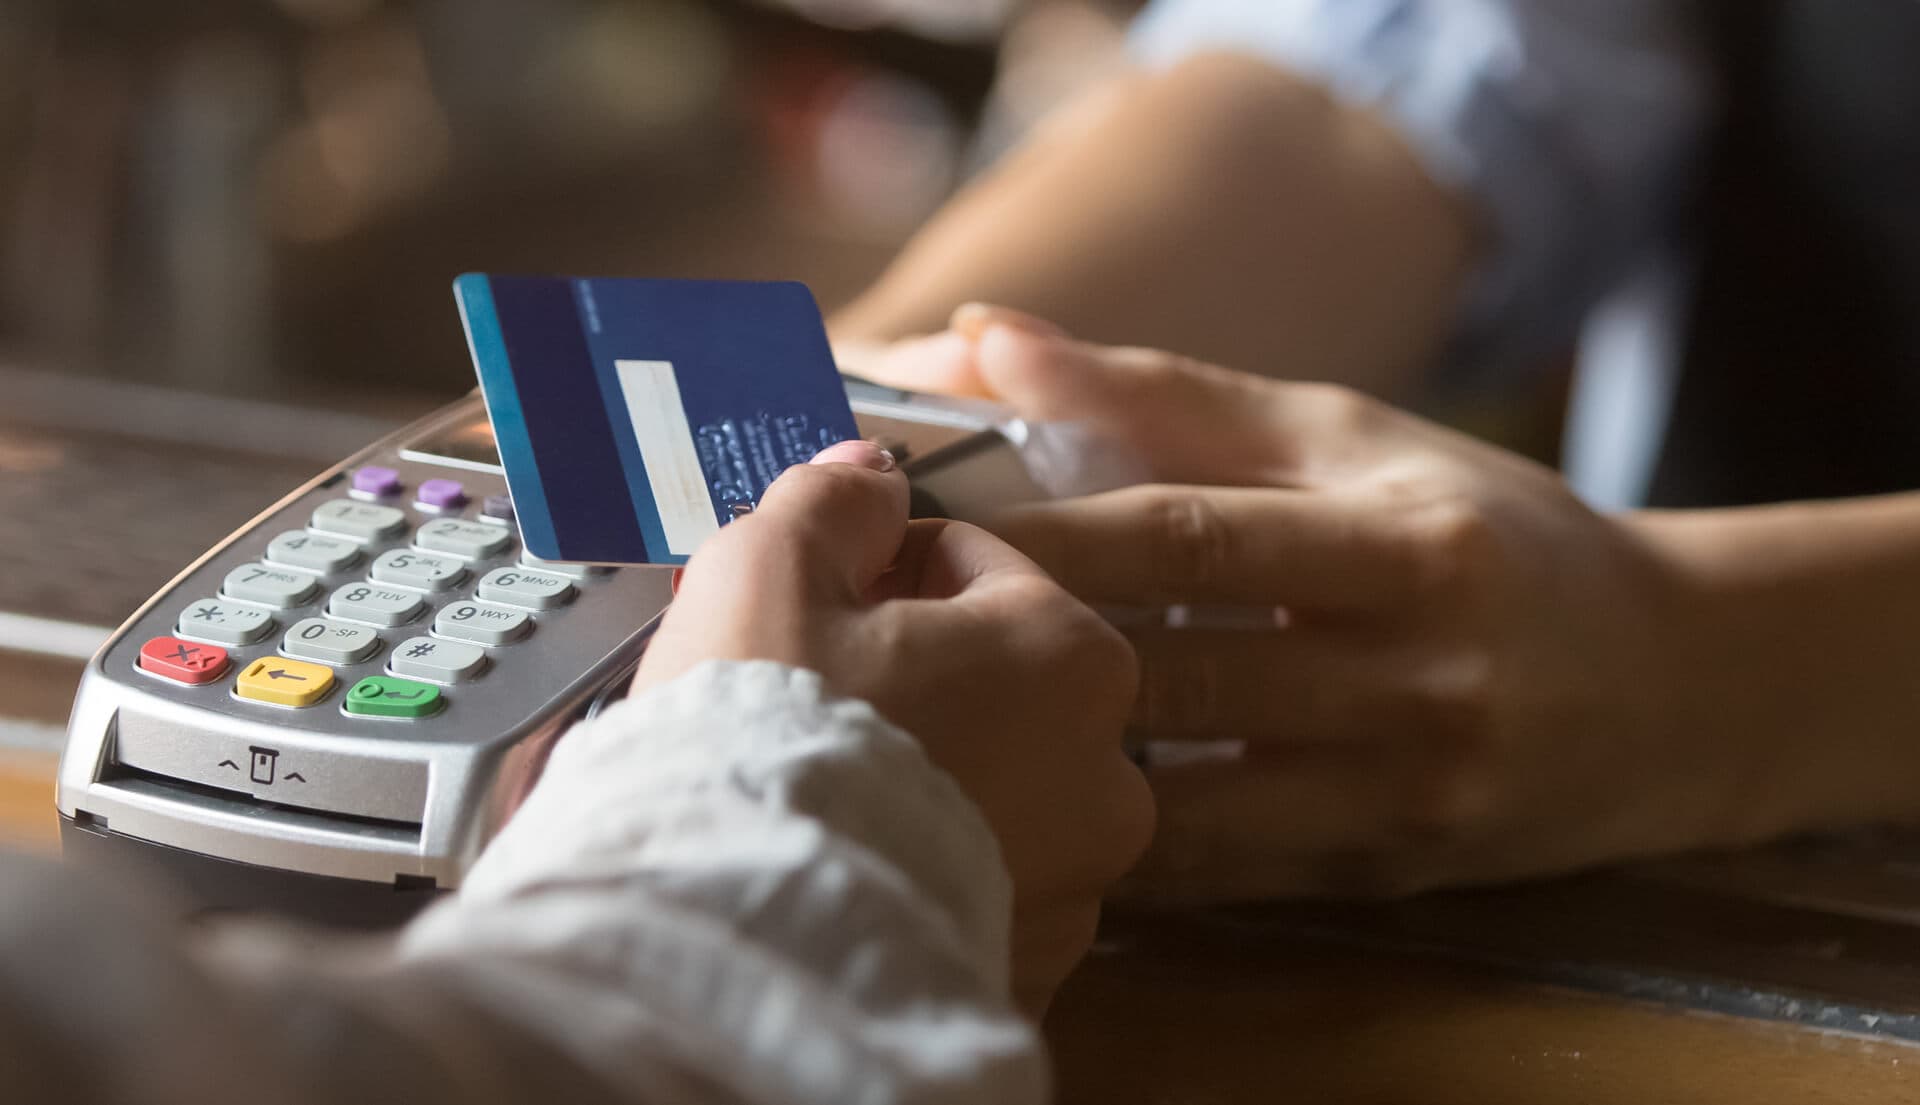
[
  {"left": 1009, "top": 900, "right": 1104, "bottom": 1021},
  {"left": 710, "top": 440, "right": 911, "bottom": 601},
  {"left": 888, "top": 516, "right": 1051, "bottom": 602}
]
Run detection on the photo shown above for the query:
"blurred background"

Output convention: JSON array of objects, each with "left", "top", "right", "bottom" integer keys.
[
  {"left": 0, "top": 0, "right": 1143, "bottom": 405},
  {"left": 0, "top": 0, "right": 1140, "bottom": 837}
]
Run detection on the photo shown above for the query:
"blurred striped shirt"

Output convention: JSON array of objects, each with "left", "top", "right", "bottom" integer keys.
[{"left": 1131, "top": 0, "right": 1717, "bottom": 504}]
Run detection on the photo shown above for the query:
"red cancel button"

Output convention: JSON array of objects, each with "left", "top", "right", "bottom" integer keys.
[{"left": 138, "top": 636, "right": 230, "bottom": 685}]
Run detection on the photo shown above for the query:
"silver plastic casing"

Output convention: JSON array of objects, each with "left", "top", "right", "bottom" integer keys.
[{"left": 58, "top": 383, "right": 1039, "bottom": 892}]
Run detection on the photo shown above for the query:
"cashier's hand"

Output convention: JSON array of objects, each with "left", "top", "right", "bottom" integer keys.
[
  {"left": 633, "top": 439, "right": 1152, "bottom": 1016},
  {"left": 857, "top": 307, "right": 1707, "bottom": 904}
]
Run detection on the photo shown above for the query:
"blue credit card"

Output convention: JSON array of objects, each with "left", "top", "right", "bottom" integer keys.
[{"left": 454, "top": 274, "right": 859, "bottom": 565}]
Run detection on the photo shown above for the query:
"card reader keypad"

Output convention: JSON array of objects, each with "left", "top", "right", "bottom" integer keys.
[
  {"left": 83, "top": 390, "right": 980, "bottom": 892},
  {"left": 143, "top": 475, "right": 622, "bottom": 723}
]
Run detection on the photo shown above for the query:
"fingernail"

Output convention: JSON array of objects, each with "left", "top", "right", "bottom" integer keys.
[
  {"left": 809, "top": 439, "right": 896, "bottom": 472},
  {"left": 670, "top": 567, "right": 684, "bottom": 596},
  {"left": 952, "top": 302, "right": 1070, "bottom": 343}
]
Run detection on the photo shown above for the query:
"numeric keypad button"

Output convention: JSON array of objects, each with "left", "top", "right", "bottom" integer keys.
[
  {"left": 327, "top": 583, "right": 426, "bottom": 627},
  {"left": 370, "top": 548, "right": 467, "bottom": 591},
  {"left": 521, "top": 554, "right": 609, "bottom": 580},
  {"left": 477, "top": 567, "right": 574, "bottom": 610},
  {"left": 414, "top": 518, "right": 511, "bottom": 559},
  {"left": 267, "top": 531, "right": 361, "bottom": 574},
  {"left": 434, "top": 601, "right": 532, "bottom": 645},
  {"left": 222, "top": 563, "right": 320, "bottom": 608},
  {"left": 282, "top": 618, "right": 381, "bottom": 665},
  {"left": 178, "top": 599, "right": 275, "bottom": 646},
  {"left": 390, "top": 637, "right": 486, "bottom": 683},
  {"left": 311, "top": 500, "right": 408, "bottom": 541}
]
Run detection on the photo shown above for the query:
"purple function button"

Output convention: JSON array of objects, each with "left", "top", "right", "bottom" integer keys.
[
  {"left": 418, "top": 478, "right": 468, "bottom": 510},
  {"left": 352, "top": 466, "right": 401, "bottom": 496},
  {"left": 481, "top": 494, "right": 515, "bottom": 522}
]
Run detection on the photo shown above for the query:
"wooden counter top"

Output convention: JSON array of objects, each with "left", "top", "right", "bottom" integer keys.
[
  {"left": 0, "top": 649, "right": 76, "bottom": 852},
  {"left": 1051, "top": 911, "right": 1916, "bottom": 1104}
]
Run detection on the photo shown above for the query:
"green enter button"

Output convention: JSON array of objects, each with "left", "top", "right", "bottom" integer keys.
[{"left": 345, "top": 675, "right": 443, "bottom": 719}]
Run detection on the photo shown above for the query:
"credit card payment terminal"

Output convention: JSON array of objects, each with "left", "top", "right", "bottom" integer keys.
[{"left": 56, "top": 381, "right": 1041, "bottom": 927}]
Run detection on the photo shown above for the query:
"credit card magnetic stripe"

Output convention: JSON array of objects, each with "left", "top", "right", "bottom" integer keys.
[{"left": 456, "top": 273, "right": 563, "bottom": 559}]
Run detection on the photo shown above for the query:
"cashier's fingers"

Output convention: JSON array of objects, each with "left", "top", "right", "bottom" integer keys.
[
  {"left": 1119, "top": 755, "right": 1477, "bottom": 904},
  {"left": 967, "top": 319, "right": 1405, "bottom": 486},
  {"left": 948, "top": 302, "right": 1073, "bottom": 344},
  {"left": 993, "top": 484, "right": 1431, "bottom": 613},
  {"left": 833, "top": 331, "right": 995, "bottom": 400},
  {"left": 1127, "top": 626, "right": 1449, "bottom": 742},
  {"left": 831, "top": 306, "right": 1068, "bottom": 399}
]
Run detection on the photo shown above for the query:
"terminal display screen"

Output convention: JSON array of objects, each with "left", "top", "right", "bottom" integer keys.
[{"left": 402, "top": 417, "right": 504, "bottom": 472}]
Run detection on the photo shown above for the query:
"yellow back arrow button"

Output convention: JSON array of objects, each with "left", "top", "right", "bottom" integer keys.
[{"left": 235, "top": 656, "right": 335, "bottom": 707}]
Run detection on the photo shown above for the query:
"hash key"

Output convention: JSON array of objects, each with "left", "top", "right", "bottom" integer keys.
[{"left": 390, "top": 637, "right": 485, "bottom": 683}]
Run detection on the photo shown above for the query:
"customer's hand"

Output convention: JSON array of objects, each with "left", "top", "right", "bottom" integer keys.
[
  {"left": 635, "top": 440, "right": 1153, "bottom": 1014},
  {"left": 860, "top": 308, "right": 1737, "bottom": 904}
]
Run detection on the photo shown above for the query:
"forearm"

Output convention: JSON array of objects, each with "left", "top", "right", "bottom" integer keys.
[
  {"left": 832, "top": 52, "right": 1475, "bottom": 400},
  {"left": 0, "top": 663, "right": 1042, "bottom": 1105},
  {"left": 1632, "top": 495, "right": 1920, "bottom": 839}
]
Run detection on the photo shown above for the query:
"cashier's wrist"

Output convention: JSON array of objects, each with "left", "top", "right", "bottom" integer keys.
[{"left": 1617, "top": 508, "right": 1875, "bottom": 846}]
